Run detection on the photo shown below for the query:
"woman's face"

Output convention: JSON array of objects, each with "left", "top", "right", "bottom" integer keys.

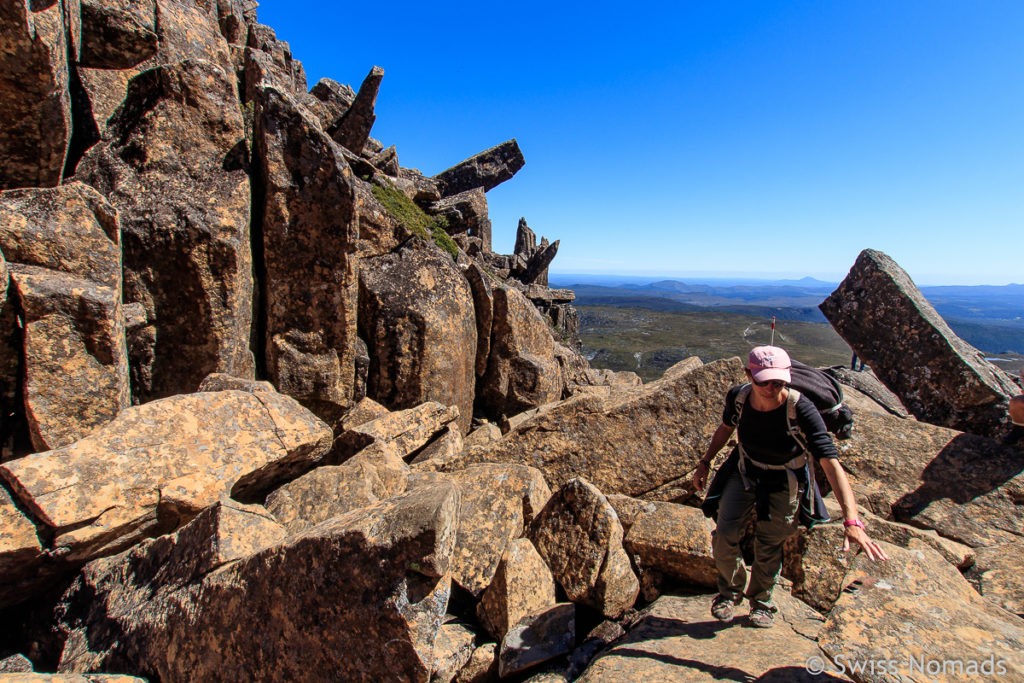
[{"left": 747, "top": 370, "right": 787, "bottom": 399}]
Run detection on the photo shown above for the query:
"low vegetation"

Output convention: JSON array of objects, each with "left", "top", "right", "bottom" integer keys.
[
  {"left": 370, "top": 183, "right": 459, "bottom": 260},
  {"left": 578, "top": 305, "right": 854, "bottom": 382}
]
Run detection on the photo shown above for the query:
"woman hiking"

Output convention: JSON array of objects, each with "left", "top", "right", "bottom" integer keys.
[{"left": 692, "top": 345, "right": 888, "bottom": 628}]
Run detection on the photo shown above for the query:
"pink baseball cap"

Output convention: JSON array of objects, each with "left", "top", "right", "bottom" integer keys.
[{"left": 748, "top": 346, "right": 792, "bottom": 383}]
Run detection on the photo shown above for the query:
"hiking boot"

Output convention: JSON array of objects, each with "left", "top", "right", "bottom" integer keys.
[
  {"left": 748, "top": 606, "right": 775, "bottom": 628},
  {"left": 711, "top": 594, "right": 736, "bottom": 622}
]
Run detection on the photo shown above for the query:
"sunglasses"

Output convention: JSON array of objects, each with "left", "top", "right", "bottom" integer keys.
[{"left": 753, "top": 379, "right": 787, "bottom": 389}]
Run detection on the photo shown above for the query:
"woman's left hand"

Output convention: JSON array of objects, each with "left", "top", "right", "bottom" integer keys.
[{"left": 843, "top": 525, "right": 889, "bottom": 561}]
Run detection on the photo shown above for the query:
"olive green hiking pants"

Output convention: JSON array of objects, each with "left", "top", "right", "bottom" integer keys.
[{"left": 712, "top": 469, "right": 799, "bottom": 611}]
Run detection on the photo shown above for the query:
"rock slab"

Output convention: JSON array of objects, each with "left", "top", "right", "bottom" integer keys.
[{"left": 820, "top": 249, "right": 1021, "bottom": 436}]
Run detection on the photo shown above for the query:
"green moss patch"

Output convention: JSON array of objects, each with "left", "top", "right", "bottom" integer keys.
[{"left": 371, "top": 183, "right": 459, "bottom": 260}]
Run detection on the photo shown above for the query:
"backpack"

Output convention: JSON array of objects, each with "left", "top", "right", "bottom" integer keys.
[{"left": 789, "top": 359, "right": 854, "bottom": 440}]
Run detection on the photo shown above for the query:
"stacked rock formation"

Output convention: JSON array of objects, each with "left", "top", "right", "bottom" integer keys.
[
  {"left": 0, "top": 0, "right": 590, "bottom": 457},
  {"left": 2, "top": 2, "right": 1023, "bottom": 681}
]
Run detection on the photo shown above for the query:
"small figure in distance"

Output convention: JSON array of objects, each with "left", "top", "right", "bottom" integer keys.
[
  {"left": 1003, "top": 370, "right": 1024, "bottom": 446},
  {"left": 693, "top": 345, "right": 888, "bottom": 629},
  {"left": 850, "top": 352, "right": 865, "bottom": 372}
]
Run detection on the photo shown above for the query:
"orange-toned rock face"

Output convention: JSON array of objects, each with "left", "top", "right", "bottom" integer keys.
[
  {"left": 0, "top": 0, "right": 73, "bottom": 190},
  {"left": 477, "top": 537, "right": 557, "bottom": 640},
  {"left": 461, "top": 357, "right": 746, "bottom": 497},
  {"left": 819, "top": 543, "right": 1024, "bottom": 681},
  {"left": 446, "top": 463, "right": 551, "bottom": 597},
  {"left": 623, "top": 500, "right": 717, "bottom": 588},
  {"left": 479, "top": 285, "right": 566, "bottom": 418},
  {"left": 0, "top": 183, "right": 128, "bottom": 450},
  {"left": 359, "top": 240, "right": 477, "bottom": 434},
  {"left": 529, "top": 478, "right": 638, "bottom": 619},
  {"left": 0, "top": 389, "right": 331, "bottom": 564},
  {"left": 77, "top": 58, "right": 254, "bottom": 402},
  {"left": 58, "top": 482, "right": 460, "bottom": 682}
]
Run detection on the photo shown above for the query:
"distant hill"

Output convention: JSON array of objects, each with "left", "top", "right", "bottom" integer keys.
[{"left": 558, "top": 277, "right": 1024, "bottom": 354}]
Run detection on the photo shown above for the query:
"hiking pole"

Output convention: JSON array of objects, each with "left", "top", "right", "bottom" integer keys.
[{"left": 770, "top": 316, "right": 776, "bottom": 346}]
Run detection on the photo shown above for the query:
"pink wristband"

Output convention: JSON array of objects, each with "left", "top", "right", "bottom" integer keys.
[{"left": 843, "top": 519, "right": 865, "bottom": 530}]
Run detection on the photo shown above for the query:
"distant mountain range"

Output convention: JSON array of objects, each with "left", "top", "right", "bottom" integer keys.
[{"left": 551, "top": 276, "right": 1024, "bottom": 354}]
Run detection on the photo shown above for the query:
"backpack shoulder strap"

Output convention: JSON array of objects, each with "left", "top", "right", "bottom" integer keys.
[
  {"left": 735, "top": 383, "right": 752, "bottom": 423},
  {"left": 785, "top": 388, "right": 808, "bottom": 450}
]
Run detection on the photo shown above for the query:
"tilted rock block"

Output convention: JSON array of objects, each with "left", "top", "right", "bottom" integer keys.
[
  {"left": 446, "top": 463, "right": 551, "bottom": 596},
  {"left": 0, "top": 183, "right": 128, "bottom": 449},
  {"left": 57, "top": 482, "right": 461, "bottom": 682},
  {"left": 434, "top": 139, "right": 525, "bottom": 198},
  {"left": 333, "top": 65, "right": 383, "bottom": 154},
  {"left": 0, "top": 390, "right": 331, "bottom": 566},
  {"left": 11, "top": 266, "right": 129, "bottom": 451},
  {"left": 309, "top": 77, "right": 355, "bottom": 132},
  {"left": 431, "top": 618, "right": 477, "bottom": 683},
  {"left": 332, "top": 401, "right": 460, "bottom": 463},
  {"left": 461, "top": 262, "right": 494, "bottom": 378},
  {"left": 461, "top": 358, "right": 746, "bottom": 497},
  {"left": 78, "top": 0, "right": 157, "bottom": 69},
  {"left": 479, "top": 285, "right": 566, "bottom": 418},
  {"left": 255, "top": 85, "right": 360, "bottom": 425},
  {"left": 265, "top": 460, "right": 385, "bottom": 535},
  {"left": 0, "top": 0, "right": 73, "bottom": 189},
  {"left": 528, "top": 478, "right": 638, "bottom": 619},
  {"left": 477, "top": 537, "right": 557, "bottom": 640},
  {"left": 821, "top": 249, "right": 1022, "bottom": 436},
  {"left": 498, "top": 603, "right": 575, "bottom": 679},
  {"left": 623, "top": 500, "right": 717, "bottom": 588},
  {"left": 77, "top": 59, "right": 254, "bottom": 402},
  {"left": 429, "top": 188, "right": 492, "bottom": 250},
  {"left": 360, "top": 240, "right": 477, "bottom": 434},
  {"left": 819, "top": 542, "right": 1024, "bottom": 681},
  {"left": 410, "top": 424, "right": 464, "bottom": 470}
]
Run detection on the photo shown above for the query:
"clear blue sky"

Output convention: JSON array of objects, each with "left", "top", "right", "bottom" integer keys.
[{"left": 255, "top": 1, "right": 1023, "bottom": 286}]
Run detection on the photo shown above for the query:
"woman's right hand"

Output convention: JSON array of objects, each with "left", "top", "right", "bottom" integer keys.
[{"left": 692, "top": 461, "right": 710, "bottom": 490}]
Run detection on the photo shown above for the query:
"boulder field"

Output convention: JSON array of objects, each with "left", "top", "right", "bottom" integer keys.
[{"left": 0, "top": 1, "right": 1022, "bottom": 680}]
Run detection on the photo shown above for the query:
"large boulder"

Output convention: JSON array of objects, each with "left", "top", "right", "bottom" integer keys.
[
  {"left": 359, "top": 240, "right": 477, "bottom": 434},
  {"left": 332, "top": 401, "right": 459, "bottom": 463},
  {"left": 446, "top": 464, "right": 552, "bottom": 596},
  {"left": 0, "top": 0, "right": 74, "bottom": 189},
  {"left": 819, "top": 542, "right": 1024, "bottom": 682},
  {"left": 479, "top": 285, "right": 566, "bottom": 418},
  {"left": 75, "top": 58, "right": 254, "bottom": 402},
  {"left": 820, "top": 249, "right": 1022, "bottom": 436},
  {"left": 477, "top": 537, "right": 557, "bottom": 640},
  {"left": 255, "top": 85, "right": 360, "bottom": 424},
  {"left": 528, "top": 478, "right": 638, "bottom": 619},
  {"left": 0, "top": 183, "right": 128, "bottom": 450},
  {"left": 460, "top": 357, "right": 746, "bottom": 496},
  {"left": 433, "top": 140, "right": 525, "bottom": 198},
  {"left": 57, "top": 483, "right": 460, "bottom": 682},
  {"left": 0, "top": 389, "right": 331, "bottom": 572},
  {"left": 834, "top": 410, "right": 1024, "bottom": 549},
  {"left": 622, "top": 500, "right": 717, "bottom": 588}
]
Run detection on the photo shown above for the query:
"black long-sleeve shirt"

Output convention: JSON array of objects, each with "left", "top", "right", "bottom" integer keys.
[{"left": 722, "top": 384, "right": 839, "bottom": 467}]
